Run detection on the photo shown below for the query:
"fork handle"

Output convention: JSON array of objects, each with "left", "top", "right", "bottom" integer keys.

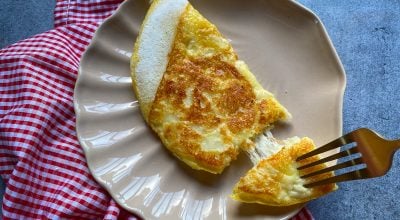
[{"left": 394, "top": 140, "right": 400, "bottom": 150}]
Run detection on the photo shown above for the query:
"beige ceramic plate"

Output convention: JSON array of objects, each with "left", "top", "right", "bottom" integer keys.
[{"left": 74, "top": 0, "right": 346, "bottom": 219}]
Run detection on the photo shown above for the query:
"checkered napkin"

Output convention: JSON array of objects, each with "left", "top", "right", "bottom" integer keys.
[{"left": 0, "top": 0, "right": 314, "bottom": 219}]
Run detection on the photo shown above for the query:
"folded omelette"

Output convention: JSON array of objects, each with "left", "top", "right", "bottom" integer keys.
[
  {"left": 130, "top": 0, "right": 337, "bottom": 206},
  {"left": 131, "top": 0, "right": 289, "bottom": 174}
]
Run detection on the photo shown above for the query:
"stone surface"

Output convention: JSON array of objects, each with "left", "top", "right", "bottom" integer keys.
[
  {"left": 0, "top": 0, "right": 399, "bottom": 219},
  {"left": 0, "top": 0, "right": 55, "bottom": 48}
]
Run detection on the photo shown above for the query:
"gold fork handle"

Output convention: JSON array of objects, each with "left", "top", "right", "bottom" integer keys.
[{"left": 394, "top": 140, "right": 400, "bottom": 150}]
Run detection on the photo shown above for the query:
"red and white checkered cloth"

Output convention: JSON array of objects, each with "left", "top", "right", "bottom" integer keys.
[{"left": 0, "top": 0, "right": 314, "bottom": 219}]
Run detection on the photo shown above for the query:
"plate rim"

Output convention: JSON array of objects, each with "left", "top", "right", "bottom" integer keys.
[{"left": 73, "top": 0, "right": 347, "bottom": 219}]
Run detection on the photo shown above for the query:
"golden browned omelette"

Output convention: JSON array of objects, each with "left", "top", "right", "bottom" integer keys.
[
  {"left": 131, "top": 0, "right": 289, "bottom": 174},
  {"left": 232, "top": 137, "right": 338, "bottom": 206}
]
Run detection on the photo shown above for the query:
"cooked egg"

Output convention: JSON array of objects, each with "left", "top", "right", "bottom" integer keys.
[
  {"left": 232, "top": 135, "right": 338, "bottom": 206},
  {"left": 131, "top": 0, "right": 289, "bottom": 174}
]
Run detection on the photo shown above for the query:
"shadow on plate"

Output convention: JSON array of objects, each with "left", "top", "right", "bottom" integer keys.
[{"left": 236, "top": 202, "right": 305, "bottom": 217}]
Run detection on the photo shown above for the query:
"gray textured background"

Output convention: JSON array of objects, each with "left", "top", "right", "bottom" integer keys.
[{"left": 1, "top": 0, "right": 399, "bottom": 219}]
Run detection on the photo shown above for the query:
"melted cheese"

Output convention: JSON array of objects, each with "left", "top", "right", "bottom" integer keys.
[{"left": 232, "top": 137, "right": 338, "bottom": 206}]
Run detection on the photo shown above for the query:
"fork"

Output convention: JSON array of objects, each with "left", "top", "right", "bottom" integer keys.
[{"left": 296, "top": 128, "right": 399, "bottom": 188}]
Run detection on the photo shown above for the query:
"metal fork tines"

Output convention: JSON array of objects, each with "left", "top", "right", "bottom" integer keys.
[{"left": 296, "top": 128, "right": 400, "bottom": 188}]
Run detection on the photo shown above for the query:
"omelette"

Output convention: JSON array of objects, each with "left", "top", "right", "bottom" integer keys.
[
  {"left": 232, "top": 133, "right": 338, "bottom": 206},
  {"left": 131, "top": 0, "right": 337, "bottom": 206},
  {"left": 131, "top": 0, "right": 289, "bottom": 174}
]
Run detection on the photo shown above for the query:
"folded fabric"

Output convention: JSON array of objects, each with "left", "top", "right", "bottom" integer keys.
[{"left": 0, "top": 0, "right": 313, "bottom": 219}]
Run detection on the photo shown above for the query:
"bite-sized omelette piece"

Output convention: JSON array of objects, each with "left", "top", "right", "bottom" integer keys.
[
  {"left": 131, "top": 0, "right": 290, "bottom": 174},
  {"left": 232, "top": 136, "right": 338, "bottom": 206}
]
